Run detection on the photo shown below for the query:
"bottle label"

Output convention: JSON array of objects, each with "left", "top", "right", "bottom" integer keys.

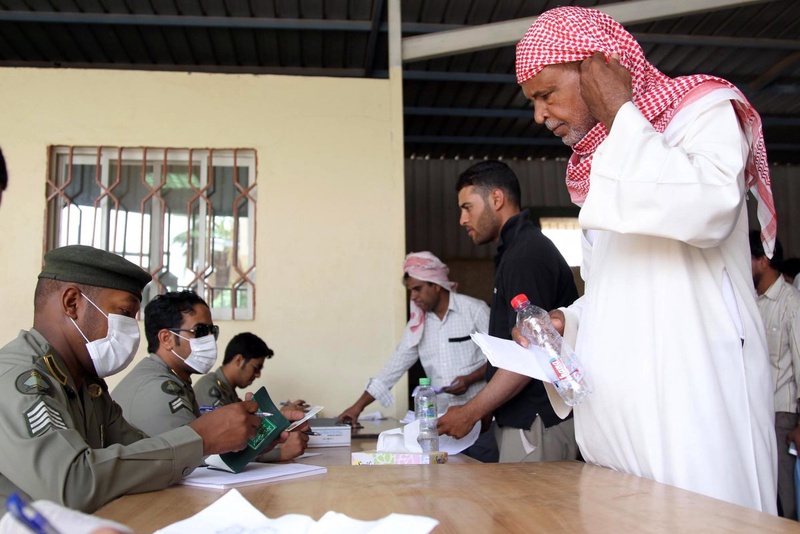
[
  {"left": 549, "top": 358, "right": 569, "bottom": 382},
  {"left": 420, "top": 402, "right": 436, "bottom": 418}
]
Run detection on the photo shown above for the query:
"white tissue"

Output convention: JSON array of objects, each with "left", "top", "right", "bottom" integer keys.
[{"left": 375, "top": 418, "right": 480, "bottom": 455}]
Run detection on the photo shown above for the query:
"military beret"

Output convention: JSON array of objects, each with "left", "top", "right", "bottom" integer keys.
[{"left": 38, "top": 245, "right": 152, "bottom": 300}]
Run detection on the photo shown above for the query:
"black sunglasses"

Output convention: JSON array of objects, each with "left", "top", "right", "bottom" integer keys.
[{"left": 171, "top": 323, "right": 220, "bottom": 340}]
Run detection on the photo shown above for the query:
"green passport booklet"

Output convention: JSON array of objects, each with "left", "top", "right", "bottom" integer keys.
[{"left": 218, "top": 386, "right": 289, "bottom": 473}]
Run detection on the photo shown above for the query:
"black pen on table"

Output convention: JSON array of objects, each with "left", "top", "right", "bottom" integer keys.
[{"left": 302, "top": 430, "right": 321, "bottom": 436}]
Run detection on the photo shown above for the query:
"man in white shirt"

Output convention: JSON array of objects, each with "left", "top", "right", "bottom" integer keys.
[
  {"left": 512, "top": 6, "right": 777, "bottom": 513},
  {"left": 751, "top": 231, "right": 800, "bottom": 518},
  {"left": 337, "top": 252, "right": 495, "bottom": 461}
]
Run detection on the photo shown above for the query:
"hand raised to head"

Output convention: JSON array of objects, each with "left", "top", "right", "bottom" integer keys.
[{"left": 579, "top": 52, "right": 632, "bottom": 130}]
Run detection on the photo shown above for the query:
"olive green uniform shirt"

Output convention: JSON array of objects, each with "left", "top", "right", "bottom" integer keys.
[
  {"left": 112, "top": 354, "right": 201, "bottom": 437},
  {"left": 195, "top": 366, "right": 241, "bottom": 408},
  {"left": 0, "top": 329, "right": 203, "bottom": 514}
]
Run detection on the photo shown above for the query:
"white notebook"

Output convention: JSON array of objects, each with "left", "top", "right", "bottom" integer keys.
[{"left": 180, "top": 462, "right": 327, "bottom": 490}]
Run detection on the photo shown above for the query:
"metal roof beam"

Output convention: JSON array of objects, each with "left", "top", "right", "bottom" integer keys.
[
  {"left": 405, "top": 106, "right": 800, "bottom": 126},
  {"left": 365, "top": 0, "right": 386, "bottom": 76},
  {"left": 0, "top": 11, "right": 373, "bottom": 30},
  {"left": 405, "top": 135, "right": 800, "bottom": 151},
  {"left": 749, "top": 51, "right": 800, "bottom": 91},
  {"left": 405, "top": 135, "right": 564, "bottom": 146},
  {"left": 401, "top": 70, "right": 800, "bottom": 95},
  {"left": 405, "top": 106, "right": 530, "bottom": 119},
  {"left": 0, "top": 10, "right": 462, "bottom": 34},
  {"left": 401, "top": 0, "right": 782, "bottom": 62},
  {"left": 635, "top": 33, "right": 800, "bottom": 50},
  {"left": 403, "top": 71, "right": 515, "bottom": 83},
  {"left": 0, "top": 60, "right": 373, "bottom": 77}
]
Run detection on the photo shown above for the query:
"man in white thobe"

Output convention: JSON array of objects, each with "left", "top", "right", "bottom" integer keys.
[{"left": 513, "top": 6, "right": 777, "bottom": 513}]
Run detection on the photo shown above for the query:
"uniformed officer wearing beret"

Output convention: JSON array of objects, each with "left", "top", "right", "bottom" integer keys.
[{"left": 0, "top": 245, "right": 272, "bottom": 514}]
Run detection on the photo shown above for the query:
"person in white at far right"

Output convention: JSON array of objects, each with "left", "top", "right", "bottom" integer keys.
[{"left": 512, "top": 6, "right": 777, "bottom": 513}]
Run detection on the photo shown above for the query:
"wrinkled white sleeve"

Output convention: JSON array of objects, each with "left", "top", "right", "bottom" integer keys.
[
  {"left": 365, "top": 329, "right": 419, "bottom": 407},
  {"left": 581, "top": 98, "right": 747, "bottom": 248},
  {"left": 562, "top": 228, "right": 593, "bottom": 337}
]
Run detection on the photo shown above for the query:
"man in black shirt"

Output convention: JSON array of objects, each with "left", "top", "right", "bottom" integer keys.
[{"left": 438, "top": 160, "right": 579, "bottom": 462}]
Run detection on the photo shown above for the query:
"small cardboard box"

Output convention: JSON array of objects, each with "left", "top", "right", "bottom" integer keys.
[
  {"left": 351, "top": 450, "right": 448, "bottom": 465},
  {"left": 307, "top": 418, "right": 351, "bottom": 448}
]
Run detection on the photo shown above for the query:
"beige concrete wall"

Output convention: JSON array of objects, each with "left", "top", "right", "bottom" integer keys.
[{"left": 0, "top": 67, "right": 409, "bottom": 418}]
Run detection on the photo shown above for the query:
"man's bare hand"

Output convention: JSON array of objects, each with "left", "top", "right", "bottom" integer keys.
[
  {"left": 437, "top": 404, "right": 477, "bottom": 439},
  {"left": 513, "top": 308, "right": 565, "bottom": 345},
  {"left": 511, "top": 326, "right": 529, "bottom": 348},
  {"left": 788, "top": 426, "right": 800, "bottom": 452},
  {"left": 549, "top": 309, "right": 566, "bottom": 336},
  {"left": 283, "top": 399, "right": 310, "bottom": 412},
  {"left": 580, "top": 52, "right": 632, "bottom": 130},
  {"left": 278, "top": 430, "right": 309, "bottom": 461},
  {"left": 283, "top": 409, "right": 310, "bottom": 432},
  {"left": 337, "top": 406, "right": 362, "bottom": 428},
  {"left": 188, "top": 401, "right": 262, "bottom": 455},
  {"left": 442, "top": 376, "right": 468, "bottom": 396}
]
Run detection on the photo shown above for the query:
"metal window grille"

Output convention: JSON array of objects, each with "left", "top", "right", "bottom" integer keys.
[{"left": 45, "top": 146, "right": 257, "bottom": 320}]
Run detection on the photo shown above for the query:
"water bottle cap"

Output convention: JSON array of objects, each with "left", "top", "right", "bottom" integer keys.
[
  {"left": 510, "top": 294, "right": 530, "bottom": 310},
  {"left": 419, "top": 378, "right": 431, "bottom": 386}
]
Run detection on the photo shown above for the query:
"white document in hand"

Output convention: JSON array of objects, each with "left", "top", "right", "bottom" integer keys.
[
  {"left": 470, "top": 332, "right": 553, "bottom": 382},
  {"left": 286, "top": 405, "right": 324, "bottom": 430}
]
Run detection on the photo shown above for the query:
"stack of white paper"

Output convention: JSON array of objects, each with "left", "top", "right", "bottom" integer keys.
[
  {"left": 155, "top": 489, "right": 439, "bottom": 534},
  {"left": 180, "top": 462, "right": 327, "bottom": 490}
]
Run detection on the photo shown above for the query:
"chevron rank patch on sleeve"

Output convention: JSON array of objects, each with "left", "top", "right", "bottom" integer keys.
[
  {"left": 25, "top": 399, "right": 67, "bottom": 437},
  {"left": 169, "top": 396, "right": 193, "bottom": 414}
]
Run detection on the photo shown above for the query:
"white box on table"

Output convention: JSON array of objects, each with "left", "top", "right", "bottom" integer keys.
[{"left": 307, "top": 418, "right": 351, "bottom": 447}]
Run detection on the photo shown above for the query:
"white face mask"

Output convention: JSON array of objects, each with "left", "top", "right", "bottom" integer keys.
[
  {"left": 69, "top": 294, "right": 141, "bottom": 378},
  {"left": 171, "top": 332, "right": 218, "bottom": 374}
]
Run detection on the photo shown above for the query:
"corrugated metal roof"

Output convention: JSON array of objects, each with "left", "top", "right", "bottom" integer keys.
[{"left": 1, "top": 0, "right": 798, "bottom": 162}]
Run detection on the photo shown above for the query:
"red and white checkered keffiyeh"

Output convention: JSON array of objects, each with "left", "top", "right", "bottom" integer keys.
[
  {"left": 516, "top": 6, "right": 776, "bottom": 256},
  {"left": 403, "top": 252, "right": 457, "bottom": 347}
]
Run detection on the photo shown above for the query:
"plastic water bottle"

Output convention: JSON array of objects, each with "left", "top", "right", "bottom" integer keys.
[
  {"left": 415, "top": 378, "right": 439, "bottom": 452},
  {"left": 511, "top": 294, "right": 591, "bottom": 406}
]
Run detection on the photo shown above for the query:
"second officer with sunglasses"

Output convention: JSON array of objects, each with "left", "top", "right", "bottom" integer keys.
[{"left": 112, "top": 290, "right": 224, "bottom": 436}]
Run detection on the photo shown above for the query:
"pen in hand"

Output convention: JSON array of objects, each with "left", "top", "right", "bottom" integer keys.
[
  {"left": 302, "top": 431, "right": 321, "bottom": 436},
  {"left": 254, "top": 412, "right": 273, "bottom": 418}
]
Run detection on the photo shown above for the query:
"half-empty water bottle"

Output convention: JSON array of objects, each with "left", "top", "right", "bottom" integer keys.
[
  {"left": 511, "top": 294, "right": 591, "bottom": 406},
  {"left": 415, "top": 378, "right": 439, "bottom": 452}
]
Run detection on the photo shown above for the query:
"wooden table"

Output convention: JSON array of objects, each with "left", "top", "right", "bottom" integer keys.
[{"left": 96, "top": 461, "right": 798, "bottom": 533}]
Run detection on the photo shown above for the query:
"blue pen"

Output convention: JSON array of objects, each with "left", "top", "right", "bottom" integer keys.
[{"left": 6, "top": 493, "right": 62, "bottom": 534}]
